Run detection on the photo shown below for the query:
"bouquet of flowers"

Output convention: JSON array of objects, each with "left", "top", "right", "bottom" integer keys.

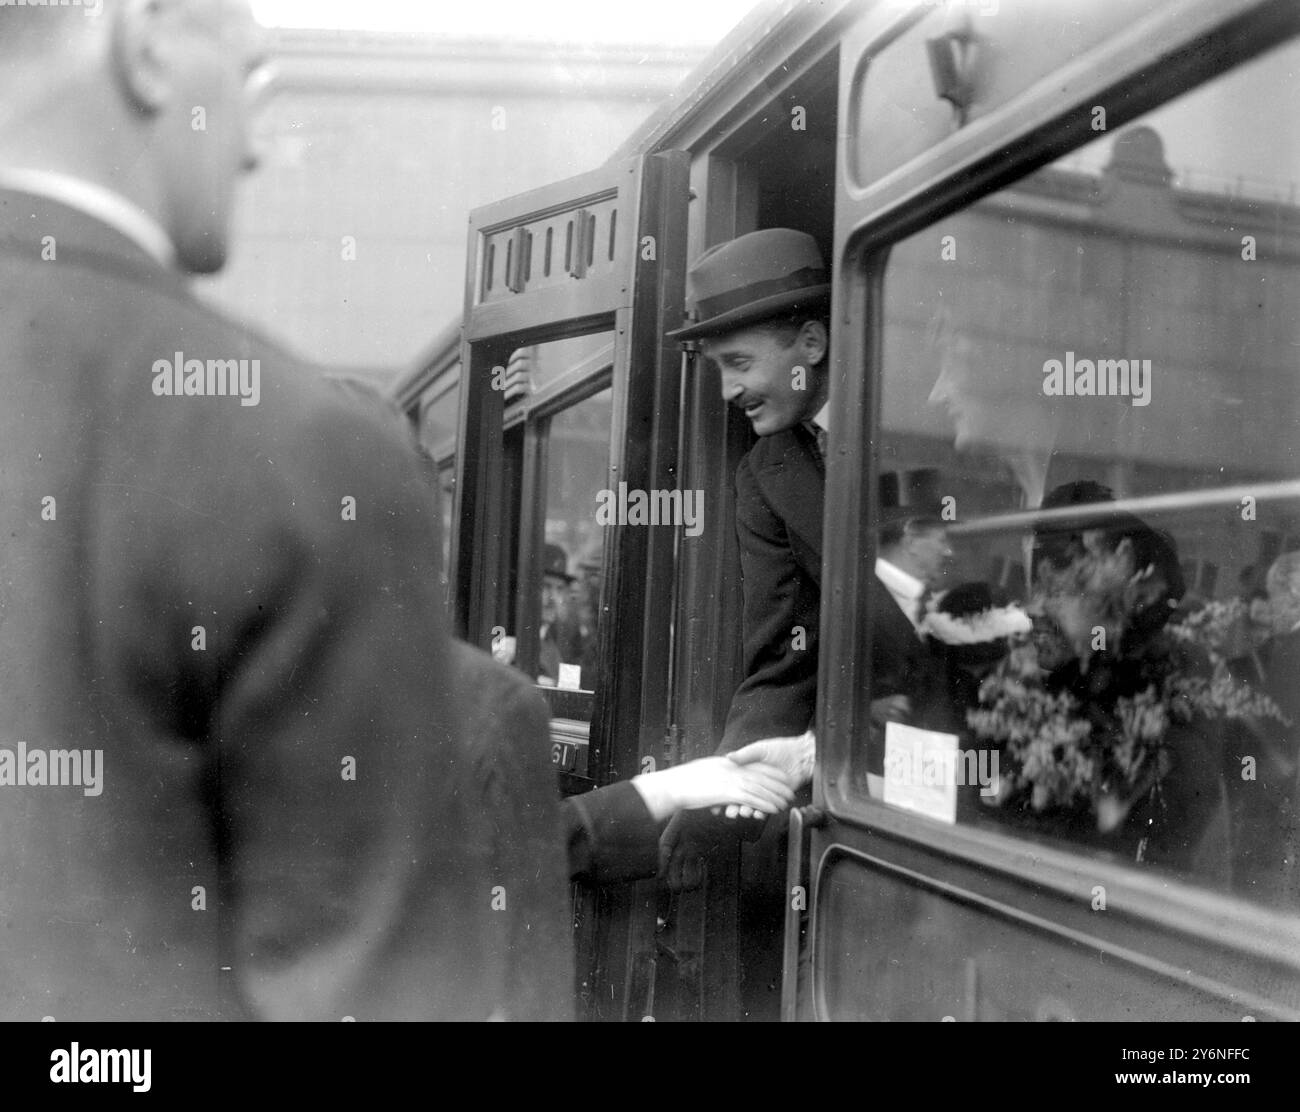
[
  {"left": 968, "top": 577, "right": 1288, "bottom": 831},
  {"left": 1166, "top": 595, "right": 1277, "bottom": 666},
  {"left": 1166, "top": 597, "right": 1249, "bottom": 660}
]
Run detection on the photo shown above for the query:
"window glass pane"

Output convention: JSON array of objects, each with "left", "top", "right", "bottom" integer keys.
[
  {"left": 492, "top": 324, "right": 615, "bottom": 712},
  {"left": 419, "top": 377, "right": 459, "bottom": 459},
  {"left": 495, "top": 382, "right": 612, "bottom": 702},
  {"left": 437, "top": 461, "right": 455, "bottom": 604},
  {"left": 507, "top": 333, "right": 614, "bottom": 397},
  {"left": 860, "top": 42, "right": 1300, "bottom": 910},
  {"left": 535, "top": 388, "right": 611, "bottom": 695}
]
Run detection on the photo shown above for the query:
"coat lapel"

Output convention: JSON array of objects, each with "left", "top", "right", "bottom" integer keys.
[{"left": 749, "top": 426, "right": 824, "bottom": 573}]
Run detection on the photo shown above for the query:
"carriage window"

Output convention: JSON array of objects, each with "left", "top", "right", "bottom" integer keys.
[
  {"left": 509, "top": 333, "right": 614, "bottom": 395},
  {"left": 535, "top": 389, "right": 612, "bottom": 695},
  {"left": 436, "top": 460, "right": 455, "bottom": 603},
  {"left": 490, "top": 326, "right": 614, "bottom": 717},
  {"left": 418, "top": 379, "right": 459, "bottom": 460},
  {"left": 860, "top": 42, "right": 1300, "bottom": 910},
  {"left": 411, "top": 379, "right": 459, "bottom": 604}
]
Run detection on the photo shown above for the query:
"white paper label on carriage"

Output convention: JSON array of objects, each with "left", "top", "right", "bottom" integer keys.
[
  {"left": 557, "top": 663, "right": 583, "bottom": 691},
  {"left": 883, "top": 723, "right": 960, "bottom": 825}
]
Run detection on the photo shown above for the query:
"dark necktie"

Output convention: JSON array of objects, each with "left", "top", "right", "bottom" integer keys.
[{"left": 914, "top": 587, "right": 932, "bottom": 631}]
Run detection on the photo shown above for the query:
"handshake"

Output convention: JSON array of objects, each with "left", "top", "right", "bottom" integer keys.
[{"left": 630, "top": 730, "right": 815, "bottom": 824}]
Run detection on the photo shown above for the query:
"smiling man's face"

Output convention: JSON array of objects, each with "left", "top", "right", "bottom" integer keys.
[{"left": 704, "top": 320, "right": 827, "bottom": 437}]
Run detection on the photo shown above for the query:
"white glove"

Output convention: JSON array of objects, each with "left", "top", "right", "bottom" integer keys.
[{"left": 630, "top": 755, "right": 796, "bottom": 823}]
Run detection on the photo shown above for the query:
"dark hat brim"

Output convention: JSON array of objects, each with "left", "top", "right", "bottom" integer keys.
[{"left": 668, "top": 284, "right": 831, "bottom": 342}]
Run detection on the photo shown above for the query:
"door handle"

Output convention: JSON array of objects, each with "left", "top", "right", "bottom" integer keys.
[{"left": 781, "top": 805, "right": 825, "bottom": 1021}]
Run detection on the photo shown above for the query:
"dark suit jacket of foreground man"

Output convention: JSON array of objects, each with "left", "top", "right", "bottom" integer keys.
[
  {"left": 455, "top": 638, "right": 671, "bottom": 1020},
  {"left": 455, "top": 639, "right": 662, "bottom": 895},
  {"left": 0, "top": 190, "right": 497, "bottom": 1020},
  {"left": 453, "top": 641, "right": 574, "bottom": 1020}
]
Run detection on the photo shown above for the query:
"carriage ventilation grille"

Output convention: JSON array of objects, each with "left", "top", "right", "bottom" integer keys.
[{"left": 480, "top": 196, "right": 621, "bottom": 303}]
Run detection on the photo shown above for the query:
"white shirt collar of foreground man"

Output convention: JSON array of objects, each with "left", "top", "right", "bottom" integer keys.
[{"left": 0, "top": 168, "right": 176, "bottom": 269}]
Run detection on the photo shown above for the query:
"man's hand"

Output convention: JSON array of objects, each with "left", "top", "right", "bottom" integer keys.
[
  {"left": 632, "top": 756, "right": 795, "bottom": 824},
  {"left": 659, "top": 807, "right": 748, "bottom": 892},
  {"left": 722, "top": 730, "right": 815, "bottom": 818},
  {"left": 652, "top": 754, "right": 799, "bottom": 890}
]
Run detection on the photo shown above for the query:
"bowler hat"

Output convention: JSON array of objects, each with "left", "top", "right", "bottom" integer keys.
[
  {"left": 878, "top": 468, "right": 951, "bottom": 529},
  {"left": 542, "top": 543, "right": 575, "bottom": 584},
  {"left": 668, "top": 228, "right": 830, "bottom": 341}
]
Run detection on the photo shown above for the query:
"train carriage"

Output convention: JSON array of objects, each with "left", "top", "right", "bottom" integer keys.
[{"left": 395, "top": 0, "right": 1300, "bottom": 1021}]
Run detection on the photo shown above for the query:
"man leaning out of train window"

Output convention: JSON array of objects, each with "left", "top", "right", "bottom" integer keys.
[{"left": 396, "top": 431, "right": 815, "bottom": 888}]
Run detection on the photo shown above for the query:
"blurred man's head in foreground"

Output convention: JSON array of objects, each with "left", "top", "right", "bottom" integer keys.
[{"left": 0, "top": 0, "right": 269, "bottom": 274}]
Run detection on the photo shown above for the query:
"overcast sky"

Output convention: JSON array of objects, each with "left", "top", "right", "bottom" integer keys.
[{"left": 251, "top": 0, "right": 766, "bottom": 44}]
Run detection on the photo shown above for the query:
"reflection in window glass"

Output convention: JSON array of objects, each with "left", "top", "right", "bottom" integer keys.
[
  {"left": 863, "top": 43, "right": 1300, "bottom": 910},
  {"left": 536, "top": 389, "right": 611, "bottom": 694},
  {"left": 508, "top": 333, "right": 614, "bottom": 396},
  {"left": 419, "top": 379, "right": 459, "bottom": 459},
  {"left": 437, "top": 461, "right": 455, "bottom": 604}
]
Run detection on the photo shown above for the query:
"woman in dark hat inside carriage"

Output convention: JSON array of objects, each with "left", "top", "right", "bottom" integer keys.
[{"left": 962, "top": 481, "right": 1276, "bottom": 883}]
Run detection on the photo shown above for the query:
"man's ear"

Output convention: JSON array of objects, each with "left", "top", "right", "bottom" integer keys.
[
  {"left": 111, "top": 0, "right": 173, "bottom": 114},
  {"left": 798, "top": 320, "right": 829, "bottom": 368}
]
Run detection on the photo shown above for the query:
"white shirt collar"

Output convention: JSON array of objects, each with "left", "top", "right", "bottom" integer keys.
[
  {"left": 811, "top": 402, "right": 829, "bottom": 433},
  {"left": 0, "top": 168, "right": 175, "bottom": 269},
  {"left": 876, "top": 556, "right": 927, "bottom": 632},
  {"left": 875, "top": 556, "right": 924, "bottom": 601}
]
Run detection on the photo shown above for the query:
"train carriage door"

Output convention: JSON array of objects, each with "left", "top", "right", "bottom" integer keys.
[
  {"left": 453, "top": 151, "right": 689, "bottom": 1020},
  {"left": 797, "top": 0, "right": 1300, "bottom": 1021}
]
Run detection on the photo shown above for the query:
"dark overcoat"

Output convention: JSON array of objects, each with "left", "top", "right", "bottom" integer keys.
[{"left": 0, "top": 190, "right": 496, "bottom": 1020}]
